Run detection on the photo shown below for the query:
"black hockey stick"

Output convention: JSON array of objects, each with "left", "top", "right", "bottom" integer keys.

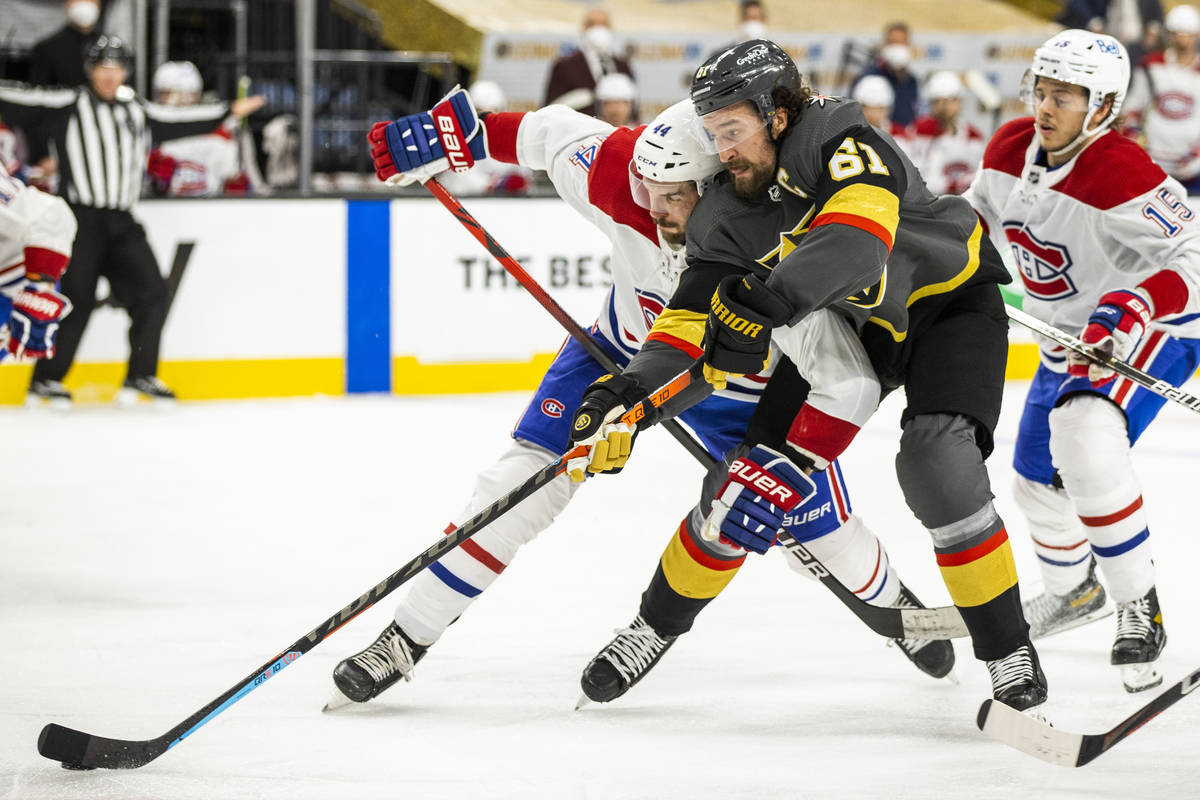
[
  {"left": 36, "top": 363, "right": 706, "bottom": 771},
  {"left": 976, "top": 665, "right": 1200, "bottom": 767},
  {"left": 424, "top": 177, "right": 968, "bottom": 640},
  {"left": 1006, "top": 305, "right": 1200, "bottom": 415}
]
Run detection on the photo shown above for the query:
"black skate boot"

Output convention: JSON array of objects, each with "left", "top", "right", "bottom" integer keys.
[
  {"left": 986, "top": 643, "right": 1048, "bottom": 719},
  {"left": 26, "top": 379, "right": 72, "bottom": 410},
  {"left": 116, "top": 375, "right": 176, "bottom": 406},
  {"left": 889, "top": 583, "right": 956, "bottom": 679},
  {"left": 1022, "top": 558, "right": 1110, "bottom": 639},
  {"left": 1111, "top": 586, "right": 1167, "bottom": 693},
  {"left": 579, "top": 614, "right": 677, "bottom": 705},
  {"left": 331, "top": 622, "right": 429, "bottom": 704}
]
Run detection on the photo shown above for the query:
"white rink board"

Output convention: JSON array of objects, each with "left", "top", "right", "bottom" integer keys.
[
  {"left": 390, "top": 196, "right": 614, "bottom": 363},
  {"left": 72, "top": 199, "right": 348, "bottom": 362}
]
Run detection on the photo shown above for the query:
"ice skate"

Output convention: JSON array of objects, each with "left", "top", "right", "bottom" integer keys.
[
  {"left": 987, "top": 643, "right": 1048, "bottom": 720},
  {"left": 1022, "top": 559, "right": 1110, "bottom": 639},
  {"left": 577, "top": 614, "right": 677, "bottom": 708},
  {"left": 1111, "top": 586, "right": 1166, "bottom": 693},
  {"left": 326, "top": 622, "right": 428, "bottom": 709},
  {"left": 115, "top": 375, "right": 176, "bottom": 407},
  {"left": 889, "top": 583, "right": 957, "bottom": 680},
  {"left": 26, "top": 379, "right": 72, "bottom": 410}
]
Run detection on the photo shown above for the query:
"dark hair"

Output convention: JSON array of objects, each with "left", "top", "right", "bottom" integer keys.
[
  {"left": 884, "top": 21, "right": 910, "bottom": 37},
  {"left": 771, "top": 83, "right": 814, "bottom": 139}
]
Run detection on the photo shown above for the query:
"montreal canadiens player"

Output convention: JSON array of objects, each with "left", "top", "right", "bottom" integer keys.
[
  {"left": 964, "top": 30, "right": 1200, "bottom": 692},
  {"left": 0, "top": 161, "right": 75, "bottom": 375},
  {"left": 326, "top": 91, "right": 952, "bottom": 707}
]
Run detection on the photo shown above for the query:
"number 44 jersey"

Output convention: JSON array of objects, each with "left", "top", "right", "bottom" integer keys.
[{"left": 964, "top": 117, "right": 1200, "bottom": 368}]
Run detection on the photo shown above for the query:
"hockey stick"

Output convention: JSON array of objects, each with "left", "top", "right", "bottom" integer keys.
[
  {"left": 976, "top": 665, "right": 1200, "bottom": 767},
  {"left": 36, "top": 362, "right": 705, "bottom": 771},
  {"left": 1006, "top": 305, "right": 1200, "bottom": 415},
  {"left": 423, "top": 177, "right": 968, "bottom": 640}
]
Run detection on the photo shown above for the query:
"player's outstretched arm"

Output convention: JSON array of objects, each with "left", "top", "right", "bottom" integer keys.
[{"left": 368, "top": 85, "right": 486, "bottom": 186}]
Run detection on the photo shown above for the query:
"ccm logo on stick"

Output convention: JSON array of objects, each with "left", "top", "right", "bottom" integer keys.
[{"left": 435, "top": 114, "right": 471, "bottom": 173}]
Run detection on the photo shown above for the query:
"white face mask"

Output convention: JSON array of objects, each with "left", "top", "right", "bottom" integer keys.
[
  {"left": 880, "top": 43, "right": 912, "bottom": 71},
  {"left": 582, "top": 25, "right": 614, "bottom": 55},
  {"left": 739, "top": 20, "right": 768, "bottom": 42},
  {"left": 67, "top": 0, "right": 100, "bottom": 30}
]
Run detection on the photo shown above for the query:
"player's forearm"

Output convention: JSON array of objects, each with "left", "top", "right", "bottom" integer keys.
[
  {"left": 765, "top": 224, "right": 888, "bottom": 319},
  {"left": 622, "top": 339, "right": 710, "bottom": 420}
]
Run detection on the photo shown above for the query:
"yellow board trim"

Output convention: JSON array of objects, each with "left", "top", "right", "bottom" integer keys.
[
  {"left": 938, "top": 539, "right": 1020, "bottom": 608},
  {"left": 660, "top": 532, "right": 742, "bottom": 599},
  {"left": 867, "top": 220, "right": 984, "bottom": 343},
  {"left": 392, "top": 353, "right": 557, "bottom": 395}
]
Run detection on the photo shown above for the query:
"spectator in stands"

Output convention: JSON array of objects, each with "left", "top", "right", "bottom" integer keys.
[
  {"left": 737, "top": 0, "right": 769, "bottom": 42},
  {"left": 909, "top": 71, "right": 985, "bottom": 195},
  {"left": 30, "top": 0, "right": 103, "bottom": 88},
  {"left": 145, "top": 61, "right": 264, "bottom": 197},
  {"left": 1125, "top": 4, "right": 1200, "bottom": 192},
  {"left": 595, "top": 73, "right": 636, "bottom": 127},
  {"left": 853, "top": 21, "right": 919, "bottom": 126},
  {"left": 543, "top": 4, "right": 635, "bottom": 118},
  {"left": 1059, "top": 0, "right": 1164, "bottom": 56}
]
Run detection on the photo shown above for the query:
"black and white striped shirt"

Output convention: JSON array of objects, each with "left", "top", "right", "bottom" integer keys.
[{"left": 0, "top": 83, "right": 229, "bottom": 210}]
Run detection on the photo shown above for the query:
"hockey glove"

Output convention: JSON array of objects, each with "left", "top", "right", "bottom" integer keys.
[
  {"left": 6, "top": 283, "right": 72, "bottom": 360},
  {"left": 367, "top": 86, "right": 487, "bottom": 185},
  {"left": 567, "top": 372, "right": 654, "bottom": 483},
  {"left": 1068, "top": 288, "right": 1153, "bottom": 387},
  {"left": 702, "top": 445, "right": 816, "bottom": 554},
  {"left": 703, "top": 274, "right": 792, "bottom": 388}
]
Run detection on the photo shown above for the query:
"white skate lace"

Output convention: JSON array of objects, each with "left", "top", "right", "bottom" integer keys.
[
  {"left": 987, "top": 645, "right": 1035, "bottom": 694},
  {"left": 1115, "top": 597, "right": 1154, "bottom": 642},
  {"left": 355, "top": 626, "right": 417, "bottom": 684},
  {"left": 601, "top": 615, "right": 671, "bottom": 685}
]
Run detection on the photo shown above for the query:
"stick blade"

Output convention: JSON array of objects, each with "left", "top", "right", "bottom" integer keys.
[
  {"left": 901, "top": 606, "right": 969, "bottom": 639},
  {"left": 38, "top": 723, "right": 166, "bottom": 770},
  {"left": 976, "top": 700, "right": 1083, "bottom": 767}
]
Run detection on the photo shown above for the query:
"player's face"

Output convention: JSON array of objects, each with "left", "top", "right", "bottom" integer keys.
[
  {"left": 861, "top": 104, "right": 889, "bottom": 128},
  {"left": 90, "top": 63, "right": 128, "bottom": 101},
  {"left": 1032, "top": 76, "right": 1089, "bottom": 151},
  {"left": 930, "top": 96, "right": 960, "bottom": 125},
  {"left": 702, "top": 102, "right": 777, "bottom": 199},
  {"left": 644, "top": 178, "right": 700, "bottom": 246}
]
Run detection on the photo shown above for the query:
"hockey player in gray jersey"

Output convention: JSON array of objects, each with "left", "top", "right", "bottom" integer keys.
[{"left": 571, "top": 40, "right": 1048, "bottom": 716}]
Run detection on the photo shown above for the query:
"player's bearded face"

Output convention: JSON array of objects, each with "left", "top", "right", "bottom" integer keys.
[
  {"left": 702, "top": 103, "right": 778, "bottom": 199},
  {"left": 645, "top": 179, "right": 700, "bottom": 245}
]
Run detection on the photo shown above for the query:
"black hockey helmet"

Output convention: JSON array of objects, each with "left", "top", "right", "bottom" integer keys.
[
  {"left": 691, "top": 39, "right": 801, "bottom": 121},
  {"left": 85, "top": 35, "right": 132, "bottom": 70}
]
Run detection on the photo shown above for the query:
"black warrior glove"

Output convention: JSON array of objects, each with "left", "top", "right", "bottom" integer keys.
[
  {"left": 703, "top": 274, "right": 794, "bottom": 387},
  {"left": 567, "top": 372, "right": 654, "bottom": 482}
]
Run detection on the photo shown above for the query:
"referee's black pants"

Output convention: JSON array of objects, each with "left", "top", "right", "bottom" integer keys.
[{"left": 33, "top": 205, "right": 169, "bottom": 384}]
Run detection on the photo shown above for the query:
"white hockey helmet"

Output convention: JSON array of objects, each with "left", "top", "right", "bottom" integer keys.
[
  {"left": 596, "top": 73, "right": 637, "bottom": 102},
  {"left": 1024, "top": 29, "right": 1129, "bottom": 139},
  {"left": 926, "top": 70, "right": 964, "bottom": 100},
  {"left": 153, "top": 61, "right": 202, "bottom": 99},
  {"left": 629, "top": 98, "right": 723, "bottom": 207},
  {"left": 467, "top": 80, "right": 507, "bottom": 113},
  {"left": 852, "top": 74, "right": 894, "bottom": 108},
  {"left": 1166, "top": 4, "right": 1200, "bottom": 35}
]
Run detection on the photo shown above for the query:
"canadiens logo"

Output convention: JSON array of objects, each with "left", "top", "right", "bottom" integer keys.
[
  {"left": 541, "top": 398, "right": 565, "bottom": 418},
  {"left": 1156, "top": 91, "right": 1194, "bottom": 120},
  {"left": 1003, "top": 222, "right": 1077, "bottom": 300},
  {"left": 635, "top": 289, "right": 667, "bottom": 330}
]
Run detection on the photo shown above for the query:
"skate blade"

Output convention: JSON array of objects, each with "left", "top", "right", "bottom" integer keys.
[
  {"left": 574, "top": 694, "right": 592, "bottom": 711},
  {"left": 942, "top": 665, "right": 961, "bottom": 685},
  {"left": 1119, "top": 662, "right": 1164, "bottom": 694},
  {"left": 1031, "top": 605, "right": 1113, "bottom": 640},
  {"left": 322, "top": 686, "right": 357, "bottom": 713}
]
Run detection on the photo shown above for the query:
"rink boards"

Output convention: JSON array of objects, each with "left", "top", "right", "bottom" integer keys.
[{"left": 0, "top": 195, "right": 1041, "bottom": 403}]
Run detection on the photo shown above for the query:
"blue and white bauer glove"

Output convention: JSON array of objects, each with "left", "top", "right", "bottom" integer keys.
[
  {"left": 367, "top": 85, "right": 487, "bottom": 186},
  {"left": 702, "top": 445, "right": 817, "bottom": 554}
]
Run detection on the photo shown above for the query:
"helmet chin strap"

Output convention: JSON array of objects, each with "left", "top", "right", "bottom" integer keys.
[{"left": 1047, "top": 101, "right": 1114, "bottom": 158}]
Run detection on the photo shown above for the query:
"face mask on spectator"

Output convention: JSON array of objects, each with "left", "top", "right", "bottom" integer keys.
[
  {"left": 67, "top": 0, "right": 101, "bottom": 29},
  {"left": 583, "top": 25, "right": 615, "bottom": 55},
  {"left": 880, "top": 43, "right": 912, "bottom": 71},
  {"left": 740, "top": 20, "right": 768, "bottom": 41}
]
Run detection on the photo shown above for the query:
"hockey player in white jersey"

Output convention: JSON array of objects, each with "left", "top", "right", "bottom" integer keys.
[
  {"left": 327, "top": 92, "right": 953, "bottom": 707},
  {"left": 0, "top": 161, "right": 75, "bottom": 371},
  {"left": 965, "top": 30, "right": 1200, "bottom": 692}
]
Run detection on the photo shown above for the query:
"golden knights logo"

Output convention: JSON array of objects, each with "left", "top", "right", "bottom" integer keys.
[{"left": 844, "top": 270, "right": 886, "bottom": 308}]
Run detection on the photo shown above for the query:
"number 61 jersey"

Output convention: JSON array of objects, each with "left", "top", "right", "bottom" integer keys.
[{"left": 965, "top": 117, "right": 1200, "bottom": 368}]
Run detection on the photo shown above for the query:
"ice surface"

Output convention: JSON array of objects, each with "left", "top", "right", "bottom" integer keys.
[{"left": 2, "top": 383, "right": 1197, "bottom": 799}]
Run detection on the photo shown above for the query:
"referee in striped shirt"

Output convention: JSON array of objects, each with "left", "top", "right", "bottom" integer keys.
[{"left": 0, "top": 35, "right": 262, "bottom": 405}]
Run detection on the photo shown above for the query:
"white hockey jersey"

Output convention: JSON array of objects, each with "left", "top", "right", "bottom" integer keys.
[
  {"left": 484, "top": 105, "right": 773, "bottom": 402},
  {"left": 965, "top": 117, "right": 1200, "bottom": 369},
  {"left": 1125, "top": 49, "right": 1200, "bottom": 181},
  {"left": 148, "top": 125, "right": 240, "bottom": 197},
  {"left": 0, "top": 161, "right": 76, "bottom": 289},
  {"left": 907, "top": 116, "right": 985, "bottom": 196}
]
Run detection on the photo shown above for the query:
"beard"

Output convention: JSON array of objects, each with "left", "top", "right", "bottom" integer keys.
[
  {"left": 652, "top": 215, "right": 686, "bottom": 245},
  {"left": 729, "top": 159, "right": 775, "bottom": 200}
]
